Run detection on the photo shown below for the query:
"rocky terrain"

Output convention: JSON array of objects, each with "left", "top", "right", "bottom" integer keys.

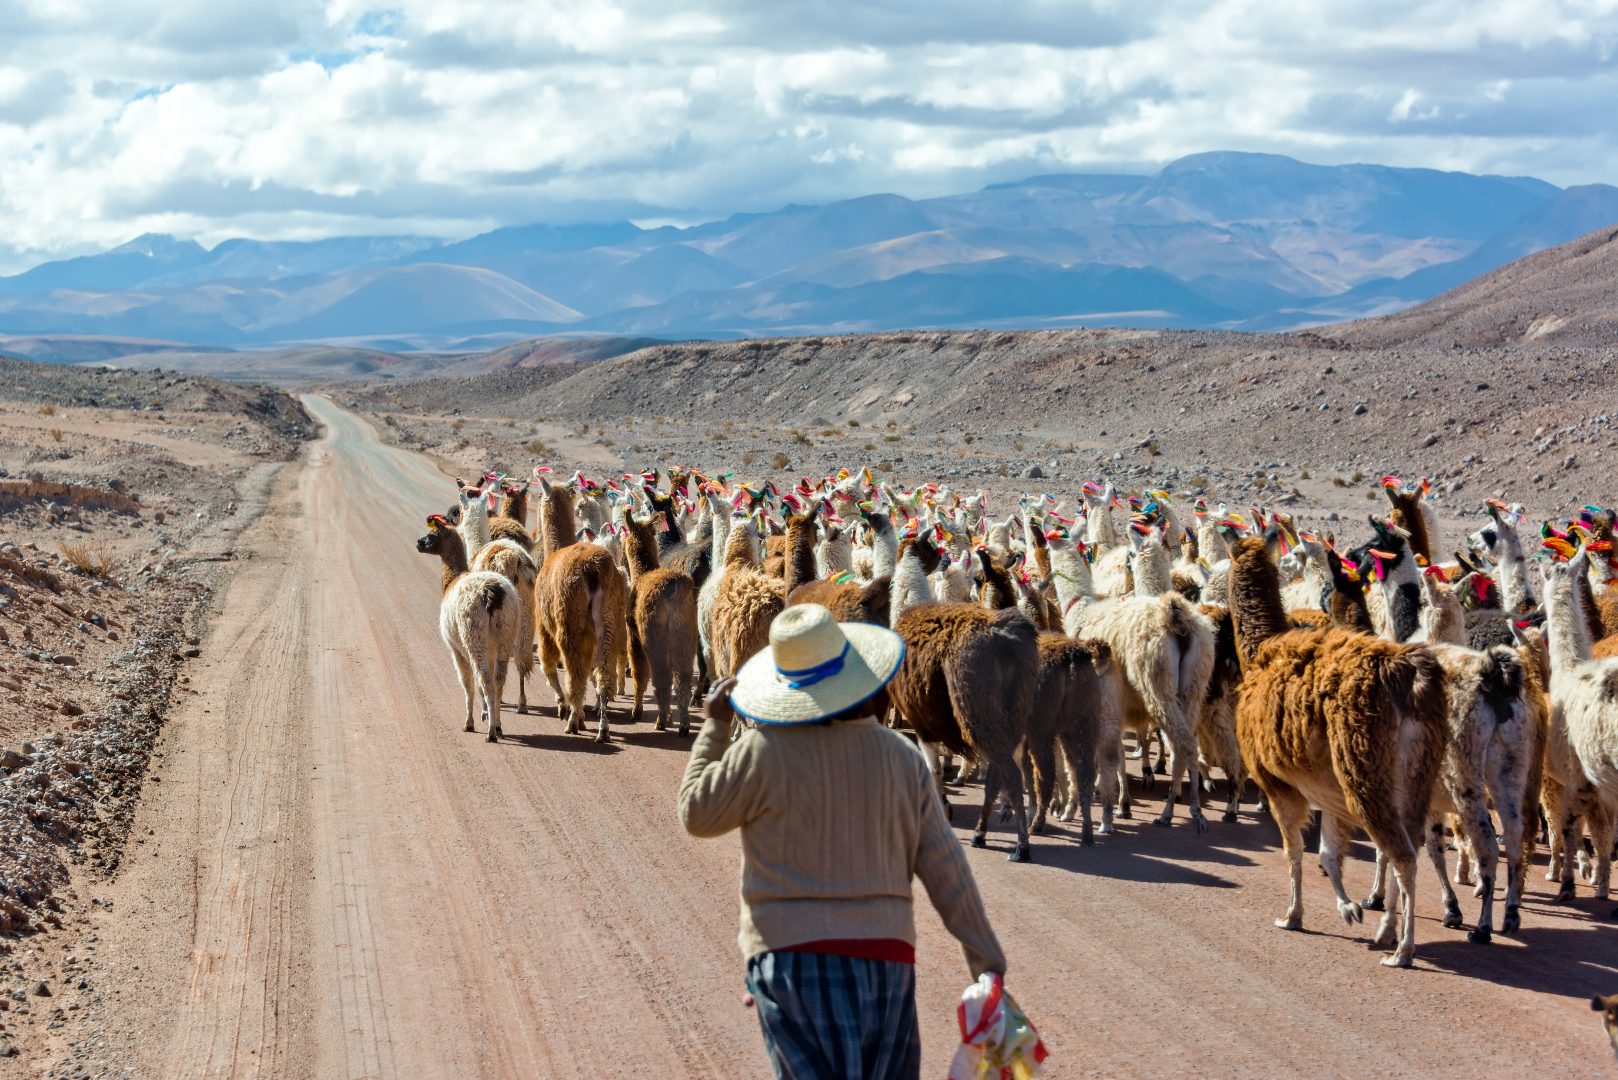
[{"left": 0, "top": 359, "right": 310, "bottom": 1065}]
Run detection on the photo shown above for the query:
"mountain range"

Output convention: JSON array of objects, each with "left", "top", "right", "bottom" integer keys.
[{"left": 2, "top": 151, "right": 1616, "bottom": 355}]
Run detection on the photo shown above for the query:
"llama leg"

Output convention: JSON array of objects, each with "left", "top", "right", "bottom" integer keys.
[
  {"left": 1318, "top": 814, "right": 1364, "bottom": 927},
  {"left": 1265, "top": 784, "right": 1310, "bottom": 931},
  {"left": 1222, "top": 763, "right": 1244, "bottom": 823},
  {"left": 673, "top": 669, "right": 692, "bottom": 738},
  {"left": 1160, "top": 735, "right": 1207, "bottom": 833},
  {"left": 1363, "top": 848, "right": 1388, "bottom": 911},
  {"left": 652, "top": 667, "right": 673, "bottom": 734},
  {"left": 1494, "top": 766, "right": 1527, "bottom": 935},
  {"left": 973, "top": 760, "right": 1006, "bottom": 849},
  {"left": 1424, "top": 817, "right": 1463, "bottom": 931},
  {"left": 1028, "top": 738, "right": 1056, "bottom": 837},
  {"left": 1453, "top": 788, "right": 1500, "bottom": 942},
  {"left": 1152, "top": 728, "right": 1168, "bottom": 775},
  {"left": 1116, "top": 735, "right": 1133, "bottom": 819},
  {"left": 593, "top": 672, "right": 611, "bottom": 744},
  {"left": 480, "top": 652, "right": 503, "bottom": 742},
  {"left": 1590, "top": 801, "right": 1615, "bottom": 902},
  {"left": 1095, "top": 732, "right": 1120, "bottom": 835},
  {"left": 451, "top": 648, "right": 477, "bottom": 733},
  {"left": 920, "top": 741, "right": 952, "bottom": 822},
  {"left": 628, "top": 625, "right": 647, "bottom": 725},
  {"left": 1057, "top": 729, "right": 1098, "bottom": 846},
  {"left": 538, "top": 631, "right": 567, "bottom": 725},
  {"left": 1555, "top": 787, "right": 1581, "bottom": 903},
  {"left": 1385, "top": 850, "right": 1421, "bottom": 968},
  {"left": 1001, "top": 757, "right": 1033, "bottom": 863}
]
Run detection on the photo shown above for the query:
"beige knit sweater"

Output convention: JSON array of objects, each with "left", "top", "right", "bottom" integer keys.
[{"left": 679, "top": 714, "right": 1006, "bottom": 978}]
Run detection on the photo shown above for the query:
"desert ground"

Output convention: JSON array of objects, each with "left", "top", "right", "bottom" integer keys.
[{"left": 0, "top": 359, "right": 1612, "bottom": 1077}]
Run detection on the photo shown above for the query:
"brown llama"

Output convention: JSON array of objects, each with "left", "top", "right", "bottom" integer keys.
[
  {"left": 620, "top": 512, "right": 699, "bottom": 735},
  {"left": 533, "top": 478, "right": 627, "bottom": 742},
  {"left": 786, "top": 505, "right": 895, "bottom": 626},
  {"left": 491, "top": 479, "right": 535, "bottom": 550},
  {"left": 709, "top": 517, "right": 787, "bottom": 684},
  {"left": 889, "top": 603, "right": 1041, "bottom": 861},
  {"left": 1229, "top": 535, "right": 1448, "bottom": 967},
  {"left": 1024, "top": 633, "right": 1122, "bottom": 845}
]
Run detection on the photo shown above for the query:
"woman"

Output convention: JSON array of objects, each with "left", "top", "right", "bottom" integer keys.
[{"left": 679, "top": 603, "right": 1007, "bottom": 1079}]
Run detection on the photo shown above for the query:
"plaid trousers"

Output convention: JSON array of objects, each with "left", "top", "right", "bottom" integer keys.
[{"left": 746, "top": 951, "right": 922, "bottom": 1080}]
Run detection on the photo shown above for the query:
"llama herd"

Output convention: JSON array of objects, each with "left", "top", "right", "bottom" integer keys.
[{"left": 413, "top": 466, "right": 1618, "bottom": 968}]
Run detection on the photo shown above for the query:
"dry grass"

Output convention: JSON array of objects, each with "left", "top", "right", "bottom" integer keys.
[
  {"left": 771, "top": 451, "right": 791, "bottom": 470},
  {"left": 37, "top": 404, "right": 56, "bottom": 417},
  {"left": 49, "top": 428, "right": 63, "bottom": 443},
  {"left": 527, "top": 439, "right": 551, "bottom": 456},
  {"left": 59, "top": 538, "right": 116, "bottom": 578}
]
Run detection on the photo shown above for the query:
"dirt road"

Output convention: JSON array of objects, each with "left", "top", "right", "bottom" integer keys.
[{"left": 54, "top": 397, "right": 1615, "bottom": 1078}]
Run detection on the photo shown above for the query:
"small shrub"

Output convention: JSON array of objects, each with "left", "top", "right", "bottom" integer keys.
[
  {"left": 49, "top": 428, "right": 63, "bottom": 443},
  {"left": 59, "top": 539, "right": 115, "bottom": 578},
  {"left": 450, "top": 419, "right": 464, "bottom": 432},
  {"left": 527, "top": 439, "right": 551, "bottom": 455},
  {"left": 884, "top": 434, "right": 901, "bottom": 443},
  {"left": 994, "top": 463, "right": 1009, "bottom": 477},
  {"left": 1146, "top": 441, "right": 1161, "bottom": 457},
  {"left": 771, "top": 452, "right": 791, "bottom": 470},
  {"left": 963, "top": 433, "right": 976, "bottom": 444},
  {"left": 1299, "top": 468, "right": 1311, "bottom": 480},
  {"left": 1366, "top": 491, "right": 1377, "bottom": 500},
  {"left": 789, "top": 428, "right": 812, "bottom": 447},
  {"left": 37, "top": 404, "right": 56, "bottom": 417},
  {"left": 863, "top": 442, "right": 876, "bottom": 451},
  {"left": 1332, "top": 476, "right": 1347, "bottom": 488},
  {"left": 740, "top": 450, "right": 757, "bottom": 466},
  {"left": 847, "top": 419, "right": 860, "bottom": 428},
  {"left": 1013, "top": 440, "right": 1024, "bottom": 452},
  {"left": 1350, "top": 469, "right": 1365, "bottom": 484}
]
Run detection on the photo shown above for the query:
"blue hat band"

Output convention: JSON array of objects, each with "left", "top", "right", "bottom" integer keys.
[{"left": 776, "top": 642, "right": 850, "bottom": 690}]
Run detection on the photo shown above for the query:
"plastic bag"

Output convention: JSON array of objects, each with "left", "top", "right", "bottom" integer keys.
[{"left": 947, "top": 973, "right": 1047, "bottom": 1080}]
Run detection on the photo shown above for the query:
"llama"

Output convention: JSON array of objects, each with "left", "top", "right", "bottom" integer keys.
[
  {"left": 890, "top": 602, "right": 1041, "bottom": 860},
  {"left": 1280, "top": 532, "right": 1330, "bottom": 614},
  {"left": 491, "top": 479, "right": 535, "bottom": 550},
  {"left": 534, "top": 478, "right": 627, "bottom": 743},
  {"left": 1408, "top": 568, "right": 1466, "bottom": 646},
  {"left": 456, "top": 475, "right": 494, "bottom": 560},
  {"left": 814, "top": 518, "right": 852, "bottom": 579},
  {"left": 1195, "top": 604, "right": 1249, "bottom": 822},
  {"left": 1538, "top": 551, "right": 1618, "bottom": 907},
  {"left": 620, "top": 512, "right": 699, "bottom": 736},
  {"left": 888, "top": 526, "right": 939, "bottom": 627},
  {"left": 1381, "top": 476, "right": 1439, "bottom": 564},
  {"left": 1468, "top": 501, "right": 1537, "bottom": 613},
  {"left": 694, "top": 489, "right": 733, "bottom": 698},
  {"left": 1228, "top": 535, "right": 1448, "bottom": 967},
  {"left": 709, "top": 517, "right": 787, "bottom": 684},
  {"left": 1047, "top": 533, "right": 1099, "bottom": 633},
  {"left": 1364, "top": 517, "right": 1423, "bottom": 642},
  {"left": 415, "top": 515, "right": 520, "bottom": 741},
  {"left": 470, "top": 537, "right": 538, "bottom": 714},
  {"left": 1079, "top": 562, "right": 1217, "bottom": 831},
  {"left": 1024, "top": 634, "right": 1123, "bottom": 845}
]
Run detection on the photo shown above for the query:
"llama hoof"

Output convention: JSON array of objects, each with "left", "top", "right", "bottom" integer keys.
[
  {"left": 1502, "top": 906, "right": 1521, "bottom": 934},
  {"left": 1118, "top": 805, "right": 1132, "bottom": 820},
  {"left": 1081, "top": 833, "right": 1095, "bottom": 847},
  {"left": 678, "top": 723, "right": 690, "bottom": 738},
  {"left": 1191, "top": 813, "right": 1209, "bottom": 835},
  {"left": 1336, "top": 900, "right": 1363, "bottom": 925},
  {"left": 1007, "top": 844, "right": 1031, "bottom": 863},
  {"left": 969, "top": 834, "right": 987, "bottom": 849},
  {"left": 1466, "top": 925, "right": 1492, "bottom": 944},
  {"left": 1361, "top": 895, "right": 1385, "bottom": 912},
  {"left": 1139, "top": 773, "right": 1155, "bottom": 792},
  {"left": 1554, "top": 883, "right": 1575, "bottom": 903},
  {"left": 594, "top": 731, "right": 610, "bottom": 745},
  {"left": 1152, "top": 760, "right": 1167, "bottom": 776},
  {"left": 1030, "top": 821, "right": 1048, "bottom": 836},
  {"left": 1221, "top": 810, "right": 1238, "bottom": 824},
  {"left": 486, "top": 730, "right": 499, "bottom": 743},
  {"left": 517, "top": 704, "right": 529, "bottom": 715},
  {"left": 1442, "top": 904, "right": 1463, "bottom": 929},
  {"left": 464, "top": 721, "right": 475, "bottom": 733},
  {"left": 1470, "top": 881, "right": 1485, "bottom": 899},
  {"left": 1274, "top": 914, "right": 1302, "bottom": 931},
  {"left": 1151, "top": 816, "right": 1172, "bottom": 829},
  {"left": 1380, "top": 952, "right": 1414, "bottom": 969}
]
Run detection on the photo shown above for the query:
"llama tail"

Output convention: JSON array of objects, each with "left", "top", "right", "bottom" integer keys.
[
  {"left": 477, "top": 577, "right": 507, "bottom": 616},
  {"left": 1478, "top": 645, "right": 1526, "bottom": 726}
]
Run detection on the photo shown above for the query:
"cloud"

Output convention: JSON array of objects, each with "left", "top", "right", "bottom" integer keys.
[{"left": 0, "top": 0, "right": 1615, "bottom": 273}]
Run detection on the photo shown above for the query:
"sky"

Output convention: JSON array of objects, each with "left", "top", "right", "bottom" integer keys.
[{"left": 1, "top": 0, "right": 1616, "bottom": 273}]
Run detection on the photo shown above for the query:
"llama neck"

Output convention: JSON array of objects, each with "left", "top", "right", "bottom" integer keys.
[
  {"left": 436, "top": 532, "right": 470, "bottom": 595},
  {"left": 623, "top": 523, "right": 660, "bottom": 582},
  {"left": 723, "top": 523, "right": 757, "bottom": 569},
  {"left": 1228, "top": 543, "right": 1293, "bottom": 667},
  {"left": 1131, "top": 545, "right": 1171, "bottom": 597},
  {"left": 1497, "top": 547, "right": 1535, "bottom": 613},
  {"left": 815, "top": 533, "right": 851, "bottom": 578},
  {"left": 1048, "top": 546, "right": 1095, "bottom": 610},
  {"left": 1376, "top": 560, "right": 1422, "bottom": 643},
  {"left": 1086, "top": 501, "right": 1115, "bottom": 550},
  {"left": 1198, "top": 519, "right": 1227, "bottom": 561},
  {"left": 1411, "top": 587, "right": 1465, "bottom": 645},
  {"left": 1300, "top": 550, "right": 1329, "bottom": 604},
  {"left": 460, "top": 494, "right": 490, "bottom": 559},
  {"left": 539, "top": 492, "right": 577, "bottom": 562},
  {"left": 888, "top": 547, "right": 935, "bottom": 627},
  {"left": 1546, "top": 575, "right": 1593, "bottom": 668},
  {"left": 499, "top": 489, "right": 528, "bottom": 526},
  {"left": 785, "top": 523, "right": 819, "bottom": 593},
  {"left": 709, "top": 503, "right": 731, "bottom": 564},
  {"left": 869, "top": 519, "right": 898, "bottom": 579}
]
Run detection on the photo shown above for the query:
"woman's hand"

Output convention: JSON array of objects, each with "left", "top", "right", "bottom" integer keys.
[{"left": 704, "top": 677, "right": 739, "bottom": 725}]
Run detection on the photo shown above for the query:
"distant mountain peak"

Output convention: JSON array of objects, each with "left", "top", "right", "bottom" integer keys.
[{"left": 107, "top": 233, "right": 205, "bottom": 258}]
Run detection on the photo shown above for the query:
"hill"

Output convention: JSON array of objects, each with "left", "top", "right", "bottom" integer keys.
[
  {"left": 3, "top": 152, "right": 1612, "bottom": 349},
  {"left": 1333, "top": 222, "right": 1618, "bottom": 348}
]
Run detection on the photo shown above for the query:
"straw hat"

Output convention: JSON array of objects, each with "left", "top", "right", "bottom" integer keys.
[{"left": 730, "top": 604, "right": 905, "bottom": 726}]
